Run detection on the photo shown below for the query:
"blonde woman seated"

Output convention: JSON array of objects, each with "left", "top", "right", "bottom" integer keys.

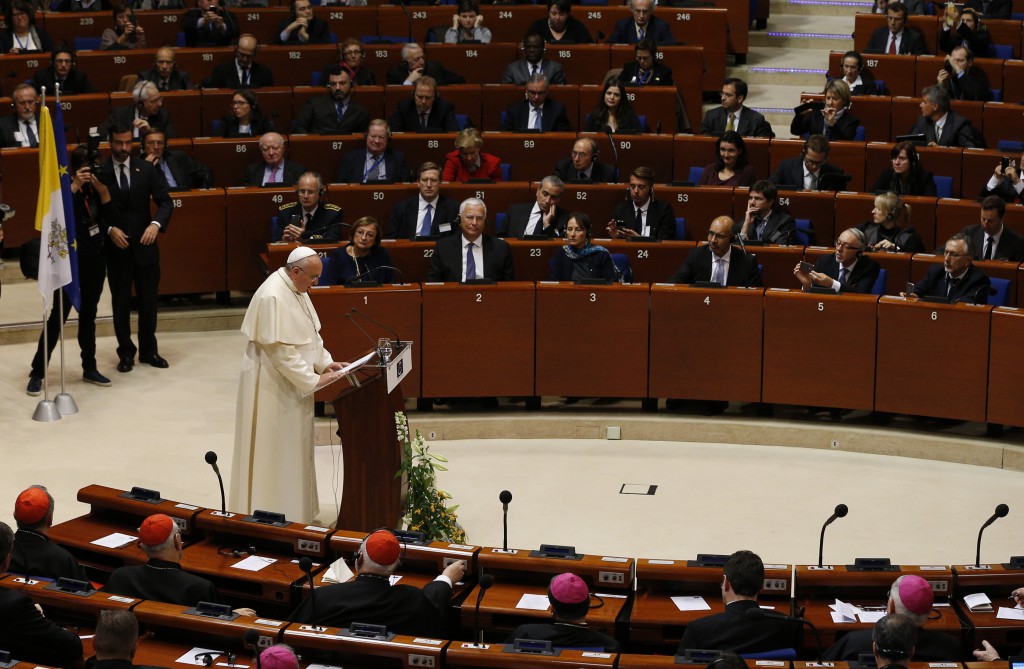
[
  {"left": 856, "top": 191, "right": 924, "bottom": 253},
  {"left": 442, "top": 128, "right": 504, "bottom": 182}
]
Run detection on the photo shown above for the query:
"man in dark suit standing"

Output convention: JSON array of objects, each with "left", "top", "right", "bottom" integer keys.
[
  {"left": 141, "top": 129, "right": 212, "bottom": 191},
  {"left": 865, "top": 2, "right": 927, "bottom": 54},
  {"left": 388, "top": 162, "right": 459, "bottom": 239},
  {"left": 31, "top": 46, "right": 96, "bottom": 96},
  {"left": 388, "top": 76, "right": 458, "bottom": 132},
  {"left": 387, "top": 42, "right": 465, "bottom": 86},
  {"left": 501, "top": 34, "right": 566, "bottom": 85},
  {"left": 554, "top": 138, "right": 615, "bottom": 183},
  {"left": 242, "top": 132, "right": 305, "bottom": 187},
  {"left": 618, "top": 39, "right": 673, "bottom": 87},
  {"left": 99, "top": 80, "right": 176, "bottom": 140},
  {"left": 769, "top": 135, "right": 849, "bottom": 192},
  {"left": 700, "top": 78, "right": 774, "bottom": 138},
  {"left": 669, "top": 216, "right": 762, "bottom": 286},
  {"left": 795, "top": 227, "right": 881, "bottom": 293},
  {"left": 504, "top": 175, "right": 571, "bottom": 239},
  {"left": 909, "top": 233, "right": 991, "bottom": 303},
  {"left": 292, "top": 67, "right": 370, "bottom": 135},
  {"left": 203, "top": 35, "right": 275, "bottom": 89},
  {"left": 101, "top": 122, "right": 173, "bottom": 372},
  {"left": 910, "top": 85, "right": 983, "bottom": 148},
  {"left": 959, "top": 196, "right": 1024, "bottom": 262},
  {"left": 609, "top": 0, "right": 675, "bottom": 45},
  {"left": 500, "top": 74, "right": 571, "bottom": 132},
  {"left": 182, "top": 0, "right": 238, "bottom": 48},
  {"left": 427, "top": 197, "right": 515, "bottom": 281},
  {"left": 607, "top": 165, "right": 675, "bottom": 240},
  {"left": 0, "top": 84, "right": 39, "bottom": 148},
  {"left": 740, "top": 180, "right": 797, "bottom": 245},
  {"left": 334, "top": 120, "right": 408, "bottom": 184},
  {"left": 137, "top": 47, "right": 192, "bottom": 91}
]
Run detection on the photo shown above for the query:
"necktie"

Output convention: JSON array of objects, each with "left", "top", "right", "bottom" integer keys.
[
  {"left": 419, "top": 203, "right": 432, "bottom": 237},
  {"left": 336, "top": 102, "right": 345, "bottom": 122},
  {"left": 528, "top": 211, "right": 541, "bottom": 235},
  {"left": 984, "top": 235, "right": 994, "bottom": 260},
  {"left": 268, "top": 165, "right": 279, "bottom": 184},
  {"left": 809, "top": 172, "right": 818, "bottom": 191},
  {"left": 304, "top": 212, "right": 312, "bottom": 229},
  {"left": 161, "top": 161, "right": 177, "bottom": 187},
  {"left": 838, "top": 267, "right": 848, "bottom": 287},
  {"left": 637, "top": 27, "right": 645, "bottom": 40},
  {"left": 532, "top": 106, "right": 542, "bottom": 130},
  {"left": 241, "top": 66, "right": 250, "bottom": 86},
  {"left": 756, "top": 218, "right": 766, "bottom": 239},
  {"left": 947, "top": 274, "right": 960, "bottom": 297},
  {"left": 465, "top": 242, "right": 477, "bottom": 280},
  {"left": 635, "top": 206, "right": 644, "bottom": 235},
  {"left": 159, "top": 78, "right": 168, "bottom": 91},
  {"left": 888, "top": 33, "right": 897, "bottom": 54},
  {"left": 713, "top": 258, "right": 725, "bottom": 286},
  {"left": 119, "top": 163, "right": 129, "bottom": 191},
  {"left": 23, "top": 121, "right": 37, "bottom": 148},
  {"left": 934, "top": 121, "right": 943, "bottom": 142},
  {"left": 531, "top": 64, "right": 538, "bottom": 77},
  {"left": 725, "top": 113, "right": 735, "bottom": 132},
  {"left": 420, "top": 113, "right": 429, "bottom": 128}
]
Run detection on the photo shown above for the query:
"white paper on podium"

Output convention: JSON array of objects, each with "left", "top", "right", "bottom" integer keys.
[{"left": 315, "top": 350, "right": 377, "bottom": 392}]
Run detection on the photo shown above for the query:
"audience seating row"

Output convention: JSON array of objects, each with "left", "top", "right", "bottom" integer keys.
[{"left": 854, "top": 13, "right": 1024, "bottom": 60}]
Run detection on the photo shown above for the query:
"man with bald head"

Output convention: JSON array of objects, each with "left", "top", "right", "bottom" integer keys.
[
  {"left": 554, "top": 138, "right": 615, "bottom": 183},
  {"left": 794, "top": 227, "right": 881, "bottom": 293},
  {"left": 668, "top": 216, "right": 762, "bottom": 286},
  {"left": 137, "top": 47, "right": 192, "bottom": 91},
  {"left": 230, "top": 247, "right": 347, "bottom": 523},
  {"left": 243, "top": 132, "right": 305, "bottom": 187},
  {"left": 204, "top": 34, "right": 275, "bottom": 88}
]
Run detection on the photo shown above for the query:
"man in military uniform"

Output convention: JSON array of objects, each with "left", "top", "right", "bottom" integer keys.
[{"left": 275, "top": 172, "right": 344, "bottom": 243}]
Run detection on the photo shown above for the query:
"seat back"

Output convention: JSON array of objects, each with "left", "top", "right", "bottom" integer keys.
[
  {"left": 934, "top": 175, "right": 953, "bottom": 198},
  {"left": 989, "top": 277, "right": 1010, "bottom": 306},
  {"left": 871, "top": 267, "right": 887, "bottom": 296},
  {"left": 611, "top": 253, "right": 632, "bottom": 283}
]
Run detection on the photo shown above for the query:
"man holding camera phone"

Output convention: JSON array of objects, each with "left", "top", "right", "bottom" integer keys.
[{"left": 183, "top": 0, "right": 238, "bottom": 48}]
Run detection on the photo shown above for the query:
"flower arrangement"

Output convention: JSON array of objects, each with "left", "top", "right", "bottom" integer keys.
[{"left": 395, "top": 411, "right": 467, "bottom": 543}]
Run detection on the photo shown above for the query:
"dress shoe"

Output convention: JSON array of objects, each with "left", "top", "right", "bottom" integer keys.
[
  {"left": 83, "top": 369, "right": 112, "bottom": 387},
  {"left": 140, "top": 354, "right": 169, "bottom": 369},
  {"left": 26, "top": 376, "right": 42, "bottom": 396},
  {"left": 117, "top": 357, "right": 134, "bottom": 373}
]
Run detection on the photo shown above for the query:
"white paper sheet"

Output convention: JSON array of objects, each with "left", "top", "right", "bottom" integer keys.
[
  {"left": 997, "top": 606, "right": 1024, "bottom": 620},
  {"left": 91, "top": 532, "right": 136, "bottom": 548},
  {"left": 230, "top": 555, "right": 277, "bottom": 572},
  {"left": 858, "top": 611, "right": 886, "bottom": 623},
  {"left": 175, "top": 648, "right": 221, "bottom": 665},
  {"left": 515, "top": 593, "right": 551, "bottom": 611},
  {"left": 832, "top": 599, "right": 859, "bottom": 622},
  {"left": 671, "top": 596, "right": 711, "bottom": 612}
]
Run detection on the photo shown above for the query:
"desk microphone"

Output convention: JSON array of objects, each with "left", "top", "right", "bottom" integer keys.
[
  {"left": 976, "top": 503, "right": 1009, "bottom": 567},
  {"left": 745, "top": 607, "right": 823, "bottom": 661},
  {"left": 298, "top": 556, "right": 319, "bottom": 628},
  {"left": 349, "top": 264, "right": 406, "bottom": 285},
  {"left": 244, "top": 629, "right": 262, "bottom": 669},
  {"left": 345, "top": 310, "right": 381, "bottom": 357},
  {"left": 473, "top": 574, "right": 494, "bottom": 646},
  {"left": 499, "top": 490, "right": 512, "bottom": 552},
  {"left": 818, "top": 503, "right": 848, "bottom": 567},
  {"left": 604, "top": 126, "right": 620, "bottom": 182},
  {"left": 205, "top": 451, "right": 226, "bottom": 515},
  {"left": 350, "top": 307, "right": 403, "bottom": 346}
]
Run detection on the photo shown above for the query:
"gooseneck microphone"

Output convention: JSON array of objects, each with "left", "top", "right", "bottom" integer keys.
[
  {"left": 299, "top": 556, "right": 318, "bottom": 628},
  {"left": 745, "top": 607, "right": 823, "bottom": 661},
  {"left": 205, "top": 451, "right": 226, "bottom": 515},
  {"left": 244, "top": 629, "right": 262, "bottom": 669},
  {"left": 976, "top": 503, "right": 1009, "bottom": 567},
  {"left": 473, "top": 574, "right": 494, "bottom": 645},
  {"left": 604, "top": 126, "right": 620, "bottom": 182},
  {"left": 499, "top": 490, "right": 512, "bottom": 552},
  {"left": 818, "top": 503, "right": 848, "bottom": 567}
]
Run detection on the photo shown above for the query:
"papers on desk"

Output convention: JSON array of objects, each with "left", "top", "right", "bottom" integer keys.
[
  {"left": 671, "top": 596, "right": 711, "bottom": 612},
  {"left": 176, "top": 648, "right": 222, "bottom": 665},
  {"left": 307, "top": 664, "right": 343, "bottom": 669},
  {"left": 516, "top": 594, "right": 552, "bottom": 611},
  {"left": 829, "top": 599, "right": 884, "bottom": 623},
  {"left": 390, "top": 574, "right": 402, "bottom": 585},
  {"left": 997, "top": 606, "right": 1024, "bottom": 620},
  {"left": 231, "top": 555, "right": 277, "bottom": 572},
  {"left": 858, "top": 610, "right": 886, "bottom": 623},
  {"left": 964, "top": 592, "right": 994, "bottom": 612},
  {"left": 91, "top": 532, "right": 137, "bottom": 549}
]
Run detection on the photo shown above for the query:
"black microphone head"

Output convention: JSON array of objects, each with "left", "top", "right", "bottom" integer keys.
[
  {"left": 603, "top": 124, "right": 613, "bottom": 134},
  {"left": 835, "top": 503, "right": 849, "bottom": 518},
  {"left": 499, "top": 490, "right": 512, "bottom": 504},
  {"left": 996, "top": 503, "right": 1009, "bottom": 517},
  {"left": 479, "top": 573, "right": 494, "bottom": 589},
  {"left": 204, "top": 451, "right": 218, "bottom": 465},
  {"left": 298, "top": 556, "right": 313, "bottom": 573},
  {"left": 244, "top": 628, "right": 259, "bottom": 646}
]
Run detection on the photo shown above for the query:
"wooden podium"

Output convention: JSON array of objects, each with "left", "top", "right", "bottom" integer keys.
[{"left": 331, "top": 342, "right": 412, "bottom": 532}]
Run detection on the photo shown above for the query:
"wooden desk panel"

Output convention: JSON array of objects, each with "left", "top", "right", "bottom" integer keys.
[
  {"left": 180, "top": 538, "right": 307, "bottom": 609},
  {"left": 327, "top": 183, "right": 420, "bottom": 235},
  {"left": 545, "top": 45, "right": 613, "bottom": 89},
  {"left": 508, "top": 240, "right": 562, "bottom": 282},
  {"left": 875, "top": 296, "right": 992, "bottom": 421},
  {"left": 604, "top": 240, "right": 694, "bottom": 283},
  {"left": 763, "top": 291, "right": 879, "bottom": 410},
  {"left": 591, "top": 134, "right": 674, "bottom": 189},
  {"left": 580, "top": 84, "right": 679, "bottom": 137},
  {"left": 283, "top": 626, "right": 447, "bottom": 669},
  {"left": 173, "top": 47, "right": 231, "bottom": 88},
  {"left": 2, "top": 574, "right": 138, "bottom": 617},
  {"left": 981, "top": 102, "right": 1024, "bottom": 152},
  {"left": 1, "top": 148, "right": 42, "bottom": 246},
  {"left": 57, "top": 93, "right": 112, "bottom": 146},
  {"left": 259, "top": 46, "right": 340, "bottom": 88},
  {"left": 313, "top": 6, "right": 379, "bottom": 45},
  {"left": 386, "top": 241, "right": 435, "bottom": 284},
  {"left": 828, "top": 51, "right": 917, "bottom": 98},
  {"left": 423, "top": 44, "right": 523, "bottom": 85},
  {"left": 650, "top": 11, "right": 729, "bottom": 92},
  {"left": 659, "top": 184, "right": 737, "bottom": 243},
  {"left": 470, "top": 133, "right": 577, "bottom": 183},
  {"left": 421, "top": 283, "right": 535, "bottom": 397},
  {"left": 225, "top": 186, "right": 296, "bottom": 291},
  {"left": 477, "top": 5, "right": 547, "bottom": 43},
  {"left": 227, "top": 8, "right": 292, "bottom": 44},
  {"left": 387, "top": 132, "right": 459, "bottom": 181},
  {"left": 607, "top": 46, "right": 703, "bottom": 131},
  {"left": 288, "top": 133, "right": 364, "bottom": 183},
  {"left": 134, "top": 600, "right": 288, "bottom": 645},
  {"left": 350, "top": 43, "right": 406, "bottom": 88},
  {"left": 194, "top": 507, "right": 333, "bottom": 558},
  {"left": 49, "top": 514, "right": 150, "bottom": 575},
  {"left": 447, "top": 643, "right": 616, "bottom": 669},
  {"left": 987, "top": 307, "right": 1024, "bottom": 427},
  {"left": 962, "top": 150, "right": 1006, "bottom": 204},
  {"left": 841, "top": 97, "right": 892, "bottom": 144},
  {"left": 161, "top": 190, "right": 228, "bottom": 294},
  {"left": 671, "top": 134, "right": 717, "bottom": 184},
  {"left": 743, "top": 245, "right": 806, "bottom": 289},
  {"left": 535, "top": 282, "right": 649, "bottom": 398},
  {"left": 771, "top": 188, "right": 838, "bottom": 247},
  {"left": 193, "top": 136, "right": 263, "bottom": 188},
  {"left": 1001, "top": 63, "right": 1024, "bottom": 105},
  {"left": 74, "top": 50, "right": 154, "bottom": 92},
  {"left": 558, "top": 184, "right": 627, "bottom": 231},
  {"left": 445, "top": 182, "right": 537, "bottom": 234},
  {"left": 648, "top": 285, "right": 764, "bottom": 403}
]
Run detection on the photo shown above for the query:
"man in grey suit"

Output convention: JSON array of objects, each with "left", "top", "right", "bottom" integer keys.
[
  {"left": 427, "top": 198, "right": 515, "bottom": 282},
  {"left": 700, "top": 78, "right": 774, "bottom": 138},
  {"left": 501, "top": 34, "right": 566, "bottom": 85},
  {"left": 958, "top": 196, "right": 1024, "bottom": 262},
  {"left": 503, "top": 175, "right": 571, "bottom": 239},
  {"left": 909, "top": 85, "right": 983, "bottom": 148}
]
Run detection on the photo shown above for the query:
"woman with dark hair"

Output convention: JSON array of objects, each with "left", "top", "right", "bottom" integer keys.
[
  {"left": 856, "top": 190, "right": 925, "bottom": 253},
  {"left": 322, "top": 216, "right": 395, "bottom": 286},
  {"left": 100, "top": 4, "right": 146, "bottom": 50},
  {"left": 218, "top": 89, "right": 274, "bottom": 138},
  {"left": 583, "top": 81, "right": 643, "bottom": 133},
  {"left": 445, "top": 0, "right": 491, "bottom": 43},
  {"left": 790, "top": 79, "right": 860, "bottom": 141},
  {"left": 699, "top": 131, "right": 756, "bottom": 187},
  {"left": 525, "top": 0, "right": 593, "bottom": 44},
  {"left": 549, "top": 212, "right": 617, "bottom": 281},
  {"left": 870, "top": 141, "right": 937, "bottom": 196},
  {"left": 0, "top": 0, "right": 52, "bottom": 54}
]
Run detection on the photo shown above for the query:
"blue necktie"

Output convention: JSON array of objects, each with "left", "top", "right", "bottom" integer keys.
[
  {"left": 419, "top": 203, "right": 432, "bottom": 237},
  {"left": 465, "top": 242, "right": 476, "bottom": 280},
  {"left": 838, "top": 267, "right": 848, "bottom": 287}
]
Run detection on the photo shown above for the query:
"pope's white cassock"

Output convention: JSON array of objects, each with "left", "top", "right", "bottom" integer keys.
[{"left": 230, "top": 262, "right": 335, "bottom": 524}]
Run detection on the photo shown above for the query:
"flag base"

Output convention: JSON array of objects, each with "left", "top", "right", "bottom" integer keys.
[
  {"left": 32, "top": 399, "right": 61, "bottom": 422},
  {"left": 55, "top": 393, "right": 78, "bottom": 415}
]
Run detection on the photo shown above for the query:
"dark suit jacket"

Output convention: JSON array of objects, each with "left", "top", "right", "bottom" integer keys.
[
  {"left": 554, "top": 158, "right": 616, "bottom": 183},
  {"left": 242, "top": 159, "right": 306, "bottom": 187},
  {"left": 0, "top": 113, "right": 36, "bottom": 148},
  {"left": 386, "top": 61, "right": 464, "bottom": 86},
  {"left": 823, "top": 628, "right": 963, "bottom": 662},
  {"left": 677, "top": 599, "right": 801, "bottom": 654},
  {"left": 979, "top": 178, "right": 1023, "bottom": 204},
  {"left": 292, "top": 95, "right": 370, "bottom": 134},
  {"left": 500, "top": 99, "right": 571, "bottom": 132},
  {"left": 611, "top": 197, "right": 676, "bottom": 240},
  {"left": 618, "top": 61, "right": 674, "bottom": 87},
  {"left": 182, "top": 7, "right": 239, "bottom": 47},
  {"left": 813, "top": 253, "right": 881, "bottom": 293},
  {"left": 31, "top": 68, "right": 95, "bottom": 96},
  {"left": 427, "top": 233, "right": 515, "bottom": 281},
  {"left": 153, "top": 150, "right": 212, "bottom": 190},
  {"left": 769, "top": 156, "right": 848, "bottom": 191},
  {"left": 503, "top": 202, "right": 571, "bottom": 238},
  {"left": 913, "top": 262, "right": 991, "bottom": 303},
  {"left": 583, "top": 106, "right": 643, "bottom": 133},
  {"left": 964, "top": 0, "right": 1011, "bottom": 18},
  {"left": 388, "top": 194, "right": 460, "bottom": 239},
  {"left": 104, "top": 558, "right": 222, "bottom": 606},
  {"left": 0, "top": 587, "right": 83, "bottom": 668},
  {"left": 501, "top": 59, "right": 566, "bottom": 85},
  {"left": 849, "top": 75, "right": 883, "bottom": 96},
  {"left": 871, "top": 167, "right": 937, "bottom": 196},
  {"left": 136, "top": 66, "right": 192, "bottom": 90},
  {"left": 960, "top": 223, "right": 1024, "bottom": 261},
  {"left": 334, "top": 148, "right": 408, "bottom": 184},
  {"left": 389, "top": 97, "right": 458, "bottom": 132},
  {"left": 747, "top": 210, "right": 797, "bottom": 245},
  {"left": 790, "top": 109, "right": 859, "bottom": 141},
  {"left": 275, "top": 201, "right": 345, "bottom": 242},
  {"left": 865, "top": 26, "right": 927, "bottom": 54},
  {"left": 608, "top": 15, "right": 676, "bottom": 44},
  {"left": 668, "top": 244, "right": 763, "bottom": 287},
  {"left": 203, "top": 59, "right": 275, "bottom": 89},
  {"left": 100, "top": 105, "right": 176, "bottom": 139},
  {"left": 9, "top": 529, "right": 88, "bottom": 582},
  {"left": 100, "top": 156, "right": 173, "bottom": 266},
  {"left": 941, "top": 68, "right": 990, "bottom": 102},
  {"left": 218, "top": 114, "right": 274, "bottom": 138},
  {"left": 701, "top": 106, "right": 775, "bottom": 137},
  {"left": 0, "top": 27, "right": 52, "bottom": 54},
  {"left": 274, "top": 15, "right": 331, "bottom": 44},
  {"left": 910, "top": 110, "right": 983, "bottom": 148},
  {"left": 939, "top": 23, "right": 994, "bottom": 57},
  {"left": 525, "top": 15, "right": 594, "bottom": 43}
]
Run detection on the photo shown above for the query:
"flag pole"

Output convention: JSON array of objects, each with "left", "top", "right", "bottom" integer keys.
[{"left": 51, "top": 82, "right": 77, "bottom": 416}]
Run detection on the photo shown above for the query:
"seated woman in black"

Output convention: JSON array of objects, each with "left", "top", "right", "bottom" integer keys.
[
  {"left": 506, "top": 573, "right": 619, "bottom": 652},
  {"left": 857, "top": 191, "right": 925, "bottom": 254},
  {"left": 870, "top": 141, "right": 937, "bottom": 196},
  {"left": 549, "top": 212, "right": 616, "bottom": 282},
  {"left": 699, "top": 130, "right": 757, "bottom": 188},
  {"left": 218, "top": 89, "right": 274, "bottom": 138},
  {"left": 583, "top": 81, "right": 643, "bottom": 134},
  {"left": 525, "top": 0, "right": 594, "bottom": 44},
  {"left": 790, "top": 78, "right": 859, "bottom": 141},
  {"left": 322, "top": 216, "right": 395, "bottom": 285},
  {"left": 0, "top": 1, "right": 52, "bottom": 54}
]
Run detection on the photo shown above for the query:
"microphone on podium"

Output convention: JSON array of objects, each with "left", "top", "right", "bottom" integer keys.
[
  {"left": 499, "top": 490, "right": 512, "bottom": 552},
  {"left": 205, "top": 451, "right": 226, "bottom": 515},
  {"left": 976, "top": 503, "right": 1009, "bottom": 567},
  {"left": 299, "top": 556, "right": 319, "bottom": 628},
  {"left": 818, "top": 503, "right": 848, "bottom": 567},
  {"left": 244, "top": 629, "right": 262, "bottom": 669},
  {"left": 473, "top": 574, "right": 494, "bottom": 646}
]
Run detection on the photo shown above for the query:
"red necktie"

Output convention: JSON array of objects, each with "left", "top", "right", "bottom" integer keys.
[{"left": 888, "top": 33, "right": 897, "bottom": 54}]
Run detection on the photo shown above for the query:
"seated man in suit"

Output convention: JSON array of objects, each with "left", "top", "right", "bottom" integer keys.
[
  {"left": 958, "top": 195, "right": 1024, "bottom": 262},
  {"left": 668, "top": 216, "right": 762, "bottom": 287},
  {"left": 501, "top": 34, "right": 566, "bottom": 85},
  {"left": 141, "top": 128, "right": 212, "bottom": 191},
  {"left": 506, "top": 573, "right": 620, "bottom": 652},
  {"left": 137, "top": 47, "right": 192, "bottom": 91},
  {"left": 31, "top": 45, "right": 96, "bottom": 96},
  {"left": 388, "top": 161, "right": 460, "bottom": 239},
  {"left": 839, "top": 50, "right": 884, "bottom": 95},
  {"left": 609, "top": 0, "right": 675, "bottom": 45},
  {"left": 677, "top": 550, "right": 801, "bottom": 654},
  {"left": 769, "top": 135, "right": 849, "bottom": 192},
  {"left": 937, "top": 46, "right": 989, "bottom": 101},
  {"left": 865, "top": 2, "right": 927, "bottom": 54},
  {"left": 335, "top": 119, "right": 408, "bottom": 184},
  {"left": 554, "top": 138, "right": 615, "bottom": 183},
  {"left": 500, "top": 74, "right": 571, "bottom": 132},
  {"left": 389, "top": 76, "right": 458, "bottom": 132},
  {"left": 427, "top": 197, "right": 515, "bottom": 281},
  {"left": 292, "top": 66, "right": 370, "bottom": 135},
  {"left": 607, "top": 165, "right": 675, "bottom": 240},
  {"left": 100, "top": 80, "right": 176, "bottom": 140},
  {"left": 794, "top": 227, "right": 881, "bottom": 293},
  {"left": 504, "top": 175, "right": 570, "bottom": 238},
  {"left": 701, "top": 78, "right": 774, "bottom": 138},
  {"left": 824, "top": 575, "right": 960, "bottom": 661},
  {"left": 182, "top": 0, "right": 238, "bottom": 48},
  {"left": 910, "top": 85, "right": 983, "bottom": 148},
  {"left": 275, "top": 0, "right": 330, "bottom": 44},
  {"left": 618, "top": 39, "right": 673, "bottom": 87},
  {"left": 204, "top": 34, "right": 275, "bottom": 89},
  {"left": 243, "top": 132, "right": 306, "bottom": 187},
  {"left": 739, "top": 180, "right": 797, "bottom": 245},
  {"left": 980, "top": 153, "right": 1024, "bottom": 203},
  {"left": 870, "top": 615, "right": 919, "bottom": 667},
  {"left": 275, "top": 172, "right": 344, "bottom": 243},
  {"left": 907, "top": 233, "right": 991, "bottom": 303},
  {"left": 0, "top": 84, "right": 39, "bottom": 148},
  {"left": 9, "top": 486, "right": 88, "bottom": 582},
  {"left": 387, "top": 42, "right": 465, "bottom": 86}
]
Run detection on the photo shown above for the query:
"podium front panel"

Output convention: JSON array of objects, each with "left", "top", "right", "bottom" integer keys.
[
  {"left": 763, "top": 291, "right": 879, "bottom": 411},
  {"left": 875, "top": 296, "right": 991, "bottom": 422},
  {"left": 421, "top": 282, "right": 535, "bottom": 397},
  {"left": 988, "top": 308, "right": 1024, "bottom": 427},
  {"left": 160, "top": 190, "right": 228, "bottom": 294},
  {"left": 649, "top": 285, "right": 764, "bottom": 403}
]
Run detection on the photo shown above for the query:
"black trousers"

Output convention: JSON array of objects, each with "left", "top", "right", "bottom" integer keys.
[{"left": 107, "top": 246, "right": 161, "bottom": 361}]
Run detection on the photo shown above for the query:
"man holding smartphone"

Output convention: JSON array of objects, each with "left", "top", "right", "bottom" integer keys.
[{"left": 794, "top": 227, "right": 880, "bottom": 293}]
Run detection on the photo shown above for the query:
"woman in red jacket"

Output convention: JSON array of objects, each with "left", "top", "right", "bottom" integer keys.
[{"left": 442, "top": 128, "right": 504, "bottom": 182}]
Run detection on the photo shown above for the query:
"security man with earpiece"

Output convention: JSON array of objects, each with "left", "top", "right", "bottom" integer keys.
[
  {"left": 794, "top": 226, "right": 881, "bottom": 293},
  {"left": 275, "top": 172, "right": 343, "bottom": 243}
]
